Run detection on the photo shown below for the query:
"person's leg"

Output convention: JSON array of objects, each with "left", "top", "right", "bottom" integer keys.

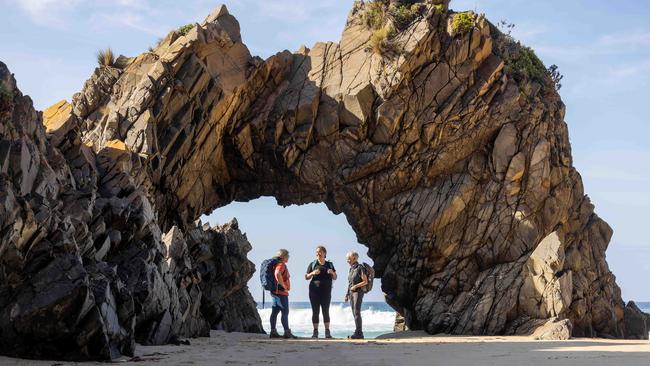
[
  {"left": 280, "top": 294, "right": 290, "bottom": 332},
  {"left": 309, "top": 284, "right": 320, "bottom": 335},
  {"left": 270, "top": 305, "right": 279, "bottom": 329},
  {"left": 322, "top": 288, "right": 332, "bottom": 338},
  {"left": 322, "top": 288, "right": 331, "bottom": 329},
  {"left": 269, "top": 294, "right": 281, "bottom": 338},
  {"left": 351, "top": 291, "right": 364, "bottom": 336},
  {"left": 280, "top": 295, "right": 297, "bottom": 338}
]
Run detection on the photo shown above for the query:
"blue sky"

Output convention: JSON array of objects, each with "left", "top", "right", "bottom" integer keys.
[{"left": 1, "top": 0, "right": 649, "bottom": 303}]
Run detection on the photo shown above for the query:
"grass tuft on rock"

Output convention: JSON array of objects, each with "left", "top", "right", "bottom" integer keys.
[
  {"left": 361, "top": 0, "right": 431, "bottom": 54},
  {"left": 96, "top": 48, "right": 115, "bottom": 67},
  {"left": 370, "top": 24, "right": 397, "bottom": 55}
]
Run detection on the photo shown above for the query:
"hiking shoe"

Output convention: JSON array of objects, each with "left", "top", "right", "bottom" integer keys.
[
  {"left": 283, "top": 329, "right": 298, "bottom": 339},
  {"left": 269, "top": 329, "right": 282, "bottom": 339},
  {"left": 311, "top": 329, "right": 318, "bottom": 338},
  {"left": 348, "top": 332, "right": 364, "bottom": 339},
  {"left": 325, "top": 329, "right": 332, "bottom": 339}
]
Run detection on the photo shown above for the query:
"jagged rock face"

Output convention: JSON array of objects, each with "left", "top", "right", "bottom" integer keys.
[
  {"left": 0, "top": 59, "right": 260, "bottom": 360},
  {"left": 0, "top": 0, "right": 648, "bottom": 361},
  {"left": 66, "top": 2, "right": 642, "bottom": 340},
  {"left": 165, "top": 219, "right": 263, "bottom": 333},
  {"left": 0, "top": 62, "right": 135, "bottom": 360}
]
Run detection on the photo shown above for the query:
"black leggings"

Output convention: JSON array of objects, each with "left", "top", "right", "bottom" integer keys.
[{"left": 309, "top": 282, "right": 332, "bottom": 324}]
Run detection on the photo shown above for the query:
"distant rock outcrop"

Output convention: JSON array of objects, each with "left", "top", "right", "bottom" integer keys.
[
  {"left": 0, "top": 0, "right": 647, "bottom": 361},
  {"left": 624, "top": 301, "right": 649, "bottom": 340}
]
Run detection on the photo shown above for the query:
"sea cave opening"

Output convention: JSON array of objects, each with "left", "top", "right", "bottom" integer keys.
[{"left": 201, "top": 197, "right": 395, "bottom": 338}]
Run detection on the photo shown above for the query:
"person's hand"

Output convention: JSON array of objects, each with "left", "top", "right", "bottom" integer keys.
[
  {"left": 327, "top": 269, "right": 334, "bottom": 275},
  {"left": 344, "top": 294, "right": 349, "bottom": 302},
  {"left": 312, "top": 269, "right": 321, "bottom": 276}
]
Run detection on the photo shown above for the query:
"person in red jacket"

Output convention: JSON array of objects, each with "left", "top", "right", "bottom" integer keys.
[{"left": 269, "top": 249, "right": 298, "bottom": 339}]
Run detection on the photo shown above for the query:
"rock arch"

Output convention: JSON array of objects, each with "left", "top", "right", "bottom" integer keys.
[{"left": 1, "top": 1, "right": 646, "bottom": 361}]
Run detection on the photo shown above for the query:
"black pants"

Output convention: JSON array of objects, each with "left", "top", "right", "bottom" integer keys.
[
  {"left": 309, "top": 282, "right": 332, "bottom": 324},
  {"left": 350, "top": 291, "right": 364, "bottom": 333}
]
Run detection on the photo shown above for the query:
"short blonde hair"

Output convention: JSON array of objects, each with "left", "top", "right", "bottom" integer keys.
[
  {"left": 276, "top": 249, "right": 289, "bottom": 260},
  {"left": 346, "top": 251, "right": 359, "bottom": 261}
]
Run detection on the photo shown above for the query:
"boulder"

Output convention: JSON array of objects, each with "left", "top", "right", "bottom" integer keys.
[{"left": 624, "top": 301, "right": 649, "bottom": 339}]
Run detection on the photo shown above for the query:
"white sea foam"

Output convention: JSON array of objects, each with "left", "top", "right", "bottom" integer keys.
[{"left": 257, "top": 303, "right": 395, "bottom": 338}]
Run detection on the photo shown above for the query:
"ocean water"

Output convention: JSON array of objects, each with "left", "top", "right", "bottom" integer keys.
[
  {"left": 256, "top": 301, "right": 650, "bottom": 339},
  {"left": 257, "top": 301, "right": 395, "bottom": 339}
]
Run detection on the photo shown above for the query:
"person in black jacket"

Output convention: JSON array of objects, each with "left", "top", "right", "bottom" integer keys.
[{"left": 305, "top": 245, "right": 337, "bottom": 338}]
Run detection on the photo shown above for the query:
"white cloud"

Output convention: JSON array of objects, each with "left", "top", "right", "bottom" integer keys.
[
  {"left": 13, "top": 0, "right": 82, "bottom": 27},
  {"left": 606, "top": 59, "right": 650, "bottom": 79},
  {"left": 114, "top": 0, "right": 149, "bottom": 10},
  {"left": 93, "top": 11, "right": 166, "bottom": 37},
  {"left": 599, "top": 31, "right": 650, "bottom": 47},
  {"left": 12, "top": 0, "right": 163, "bottom": 32}
]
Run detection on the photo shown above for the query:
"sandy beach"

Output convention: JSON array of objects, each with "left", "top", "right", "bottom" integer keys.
[{"left": 1, "top": 330, "right": 648, "bottom": 366}]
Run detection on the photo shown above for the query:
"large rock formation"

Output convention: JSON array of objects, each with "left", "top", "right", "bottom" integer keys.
[
  {"left": 0, "top": 0, "right": 647, "bottom": 361},
  {"left": 0, "top": 58, "right": 261, "bottom": 360}
]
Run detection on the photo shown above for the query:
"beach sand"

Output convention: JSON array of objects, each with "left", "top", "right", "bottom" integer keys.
[{"left": 0, "top": 330, "right": 649, "bottom": 366}]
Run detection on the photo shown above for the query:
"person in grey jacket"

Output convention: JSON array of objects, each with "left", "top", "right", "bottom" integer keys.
[{"left": 344, "top": 251, "right": 368, "bottom": 339}]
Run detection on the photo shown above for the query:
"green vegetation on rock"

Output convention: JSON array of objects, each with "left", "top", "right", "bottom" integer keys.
[
  {"left": 509, "top": 46, "right": 547, "bottom": 83},
  {"left": 392, "top": 2, "right": 426, "bottom": 30},
  {"left": 370, "top": 24, "right": 396, "bottom": 54},
  {"left": 450, "top": 12, "right": 475, "bottom": 35},
  {"left": 0, "top": 83, "right": 13, "bottom": 102},
  {"left": 178, "top": 23, "right": 194, "bottom": 36},
  {"left": 494, "top": 22, "right": 561, "bottom": 89},
  {"left": 361, "top": 0, "right": 432, "bottom": 55}
]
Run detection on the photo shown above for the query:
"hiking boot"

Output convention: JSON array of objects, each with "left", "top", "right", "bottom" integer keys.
[
  {"left": 269, "top": 329, "right": 282, "bottom": 339},
  {"left": 283, "top": 329, "right": 298, "bottom": 339},
  {"left": 348, "top": 332, "right": 364, "bottom": 339},
  {"left": 325, "top": 329, "right": 332, "bottom": 339},
  {"left": 311, "top": 329, "right": 318, "bottom": 338}
]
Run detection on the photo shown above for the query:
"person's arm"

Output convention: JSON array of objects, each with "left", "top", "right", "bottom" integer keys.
[
  {"left": 327, "top": 263, "right": 337, "bottom": 280},
  {"left": 305, "top": 263, "right": 320, "bottom": 280},
  {"left": 351, "top": 271, "right": 368, "bottom": 292},
  {"left": 275, "top": 265, "right": 286, "bottom": 290},
  {"left": 286, "top": 269, "right": 291, "bottom": 291}
]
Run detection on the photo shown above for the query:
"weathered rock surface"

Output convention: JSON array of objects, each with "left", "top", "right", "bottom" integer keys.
[
  {"left": 0, "top": 0, "right": 648, "bottom": 361},
  {"left": 624, "top": 301, "right": 649, "bottom": 340},
  {"left": 0, "top": 54, "right": 260, "bottom": 359},
  {"left": 394, "top": 313, "right": 409, "bottom": 332}
]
